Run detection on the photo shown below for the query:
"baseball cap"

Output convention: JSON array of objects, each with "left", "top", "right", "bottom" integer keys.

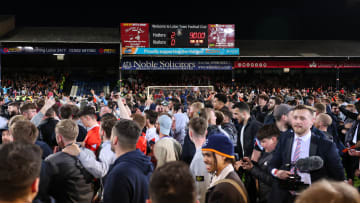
[
  {"left": 274, "top": 104, "right": 292, "bottom": 119},
  {"left": 202, "top": 133, "right": 234, "bottom": 159},
  {"left": 158, "top": 115, "right": 172, "bottom": 136}
]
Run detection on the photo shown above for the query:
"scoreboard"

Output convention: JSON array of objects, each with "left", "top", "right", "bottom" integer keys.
[
  {"left": 150, "top": 24, "right": 208, "bottom": 48},
  {"left": 120, "top": 23, "right": 235, "bottom": 49}
]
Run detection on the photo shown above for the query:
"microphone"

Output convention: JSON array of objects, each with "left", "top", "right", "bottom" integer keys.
[{"left": 295, "top": 156, "right": 324, "bottom": 172}]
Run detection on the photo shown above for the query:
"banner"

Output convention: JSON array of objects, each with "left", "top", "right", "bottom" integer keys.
[
  {"left": 0, "top": 47, "right": 117, "bottom": 55},
  {"left": 208, "top": 24, "right": 235, "bottom": 48},
  {"left": 234, "top": 61, "right": 360, "bottom": 68},
  {"left": 122, "top": 48, "right": 239, "bottom": 56},
  {"left": 120, "top": 23, "right": 149, "bottom": 48},
  {"left": 121, "top": 60, "right": 233, "bottom": 70}
]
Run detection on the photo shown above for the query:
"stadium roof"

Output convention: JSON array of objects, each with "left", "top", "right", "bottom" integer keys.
[
  {"left": 0, "top": 26, "right": 119, "bottom": 44},
  {"left": 1, "top": 26, "right": 360, "bottom": 57},
  {"left": 237, "top": 40, "right": 360, "bottom": 58}
]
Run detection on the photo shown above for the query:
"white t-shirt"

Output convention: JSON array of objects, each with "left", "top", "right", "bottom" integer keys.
[{"left": 146, "top": 127, "right": 159, "bottom": 143}]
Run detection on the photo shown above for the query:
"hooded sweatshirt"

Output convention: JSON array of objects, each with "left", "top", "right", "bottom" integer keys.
[{"left": 103, "top": 149, "right": 153, "bottom": 203}]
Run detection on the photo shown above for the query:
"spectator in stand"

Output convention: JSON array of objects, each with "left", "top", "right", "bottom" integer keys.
[
  {"left": 59, "top": 104, "right": 87, "bottom": 142},
  {"left": 0, "top": 142, "right": 42, "bottom": 203},
  {"left": 148, "top": 161, "right": 197, "bottom": 203},
  {"left": 103, "top": 119, "right": 153, "bottom": 203},
  {"left": 79, "top": 106, "right": 101, "bottom": 154}
]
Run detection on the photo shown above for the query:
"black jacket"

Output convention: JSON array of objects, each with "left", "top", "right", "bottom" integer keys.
[
  {"left": 252, "top": 105, "right": 269, "bottom": 123},
  {"left": 38, "top": 118, "right": 58, "bottom": 148},
  {"left": 44, "top": 151, "right": 94, "bottom": 203},
  {"left": 181, "top": 127, "right": 196, "bottom": 165},
  {"left": 221, "top": 122, "right": 238, "bottom": 147},
  {"left": 249, "top": 151, "right": 274, "bottom": 203},
  {"left": 339, "top": 105, "right": 360, "bottom": 145},
  {"left": 235, "top": 116, "right": 263, "bottom": 158},
  {"left": 77, "top": 124, "right": 87, "bottom": 142},
  {"left": 263, "top": 111, "right": 275, "bottom": 125}
]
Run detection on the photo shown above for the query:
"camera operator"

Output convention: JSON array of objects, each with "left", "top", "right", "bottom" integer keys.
[
  {"left": 269, "top": 105, "right": 345, "bottom": 203},
  {"left": 237, "top": 124, "right": 280, "bottom": 203}
]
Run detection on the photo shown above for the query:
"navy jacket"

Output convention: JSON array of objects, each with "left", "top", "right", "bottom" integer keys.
[
  {"left": 269, "top": 132, "right": 345, "bottom": 203},
  {"left": 103, "top": 149, "right": 153, "bottom": 203},
  {"left": 35, "top": 140, "right": 52, "bottom": 159},
  {"left": 270, "top": 131, "right": 345, "bottom": 181}
]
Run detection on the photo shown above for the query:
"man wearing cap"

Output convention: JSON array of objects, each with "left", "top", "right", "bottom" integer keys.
[
  {"left": 273, "top": 104, "right": 293, "bottom": 134},
  {"left": 153, "top": 114, "right": 182, "bottom": 168},
  {"left": 202, "top": 133, "right": 248, "bottom": 203}
]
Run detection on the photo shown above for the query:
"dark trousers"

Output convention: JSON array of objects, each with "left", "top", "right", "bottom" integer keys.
[
  {"left": 342, "top": 153, "right": 359, "bottom": 180},
  {"left": 238, "top": 169, "right": 258, "bottom": 203}
]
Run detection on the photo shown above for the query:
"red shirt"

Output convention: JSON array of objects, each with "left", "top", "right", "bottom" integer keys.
[
  {"left": 136, "top": 132, "right": 147, "bottom": 155},
  {"left": 84, "top": 126, "right": 101, "bottom": 154}
]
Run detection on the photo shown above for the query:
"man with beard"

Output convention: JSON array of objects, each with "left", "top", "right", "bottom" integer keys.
[
  {"left": 45, "top": 119, "right": 95, "bottom": 203},
  {"left": 252, "top": 94, "right": 269, "bottom": 123},
  {"left": 264, "top": 96, "right": 282, "bottom": 125},
  {"left": 269, "top": 105, "right": 345, "bottom": 203},
  {"left": 7, "top": 102, "right": 20, "bottom": 119},
  {"left": 232, "top": 102, "right": 262, "bottom": 203},
  {"left": 273, "top": 104, "right": 293, "bottom": 135}
]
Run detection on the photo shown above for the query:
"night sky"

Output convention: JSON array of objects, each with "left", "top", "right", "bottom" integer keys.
[{"left": 1, "top": 1, "right": 360, "bottom": 40}]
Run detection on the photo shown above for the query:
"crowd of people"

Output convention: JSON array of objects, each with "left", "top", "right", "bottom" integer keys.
[{"left": 1, "top": 81, "right": 360, "bottom": 203}]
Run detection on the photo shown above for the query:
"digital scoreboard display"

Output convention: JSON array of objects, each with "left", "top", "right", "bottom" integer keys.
[{"left": 150, "top": 24, "right": 208, "bottom": 48}]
